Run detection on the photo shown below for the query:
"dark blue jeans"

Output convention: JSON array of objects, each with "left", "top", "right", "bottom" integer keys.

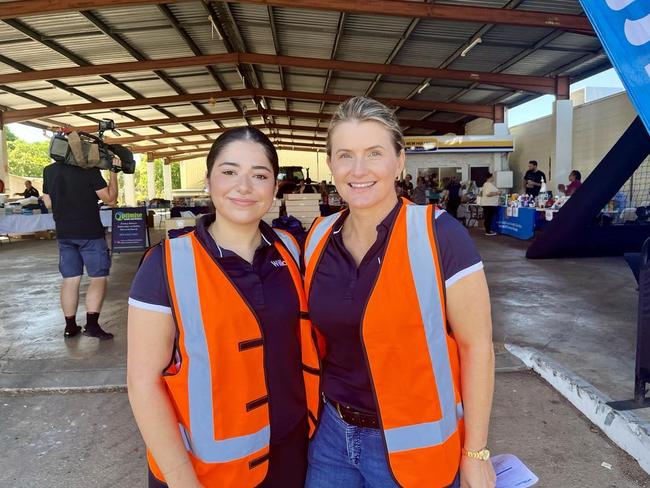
[
  {"left": 57, "top": 237, "right": 110, "bottom": 278},
  {"left": 306, "top": 400, "right": 460, "bottom": 488}
]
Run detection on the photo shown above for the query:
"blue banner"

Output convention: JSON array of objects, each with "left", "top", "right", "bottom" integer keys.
[{"left": 580, "top": 1, "right": 650, "bottom": 133}]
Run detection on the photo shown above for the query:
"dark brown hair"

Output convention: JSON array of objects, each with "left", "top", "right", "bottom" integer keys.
[{"left": 206, "top": 127, "right": 279, "bottom": 178}]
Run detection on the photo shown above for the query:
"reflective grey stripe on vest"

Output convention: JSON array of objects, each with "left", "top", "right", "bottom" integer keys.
[
  {"left": 168, "top": 236, "right": 270, "bottom": 462},
  {"left": 383, "top": 205, "right": 463, "bottom": 453},
  {"left": 273, "top": 229, "right": 300, "bottom": 266},
  {"left": 304, "top": 212, "right": 340, "bottom": 267}
]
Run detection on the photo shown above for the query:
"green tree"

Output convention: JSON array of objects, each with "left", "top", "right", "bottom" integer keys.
[
  {"left": 5, "top": 127, "right": 17, "bottom": 143},
  {"left": 7, "top": 138, "right": 51, "bottom": 178}
]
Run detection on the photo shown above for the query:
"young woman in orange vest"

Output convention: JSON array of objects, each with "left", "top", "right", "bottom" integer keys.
[
  {"left": 127, "top": 127, "right": 320, "bottom": 488},
  {"left": 304, "top": 97, "right": 496, "bottom": 488}
]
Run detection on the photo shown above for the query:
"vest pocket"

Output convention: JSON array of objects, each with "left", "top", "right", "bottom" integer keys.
[
  {"left": 238, "top": 337, "right": 264, "bottom": 351},
  {"left": 245, "top": 395, "right": 269, "bottom": 412},
  {"left": 249, "top": 452, "right": 270, "bottom": 469}
]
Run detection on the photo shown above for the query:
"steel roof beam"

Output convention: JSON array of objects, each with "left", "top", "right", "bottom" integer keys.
[
  {"left": 104, "top": 123, "right": 328, "bottom": 144},
  {"left": 67, "top": 109, "right": 462, "bottom": 132},
  {"left": 153, "top": 140, "right": 327, "bottom": 159},
  {"left": 131, "top": 133, "right": 327, "bottom": 152},
  {"left": 3, "top": 88, "right": 498, "bottom": 123},
  {"left": 0, "top": 52, "right": 557, "bottom": 94},
  {"left": 0, "top": 0, "right": 593, "bottom": 33}
]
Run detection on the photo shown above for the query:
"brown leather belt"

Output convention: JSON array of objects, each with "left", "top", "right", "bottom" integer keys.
[{"left": 327, "top": 396, "right": 380, "bottom": 429}]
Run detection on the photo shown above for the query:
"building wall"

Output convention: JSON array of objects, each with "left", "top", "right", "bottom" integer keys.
[
  {"left": 571, "top": 92, "right": 637, "bottom": 178},
  {"left": 8, "top": 174, "right": 44, "bottom": 195},
  {"left": 179, "top": 149, "right": 334, "bottom": 190},
  {"left": 509, "top": 116, "right": 553, "bottom": 192},
  {"left": 405, "top": 152, "right": 506, "bottom": 184},
  {"left": 502, "top": 91, "right": 639, "bottom": 193}
]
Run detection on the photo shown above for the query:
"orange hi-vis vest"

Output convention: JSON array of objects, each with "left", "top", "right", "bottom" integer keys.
[
  {"left": 149, "top": 229, "right": 321, "bottom": 487},
  {"left": 304, "top": 200, "right": 464, "bottom": 488}
]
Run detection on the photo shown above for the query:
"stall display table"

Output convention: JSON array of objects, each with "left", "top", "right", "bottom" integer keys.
[
  {"left": 0, "top": 210, "right": 112, "bottom": 235},
  {"left": 493, "top": 206, "right": 536, "bottom": 240},
  {"left": 493, "top": 206, "right": 560, "bottom": 239}
]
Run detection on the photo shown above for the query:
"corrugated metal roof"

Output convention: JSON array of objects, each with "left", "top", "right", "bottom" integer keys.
[
  {"left": 0, "top": 0, "right": 614, "bottom": 143},
  {"left": 91, "top": 5, "right": 170, "bottom": 30},
  {"left": 519, "top": 0, "right": 584, "bottom": 14},
  {"left": 17, "top": 11, "right": 92, "bottom": 37},
  {"left": 56, "top": 35, "right": 137, "bottom": 65},
  {"left": 165, "top": 73, "right": 222, "bottom": 94},
  {"left": 410, "top": 19, "right": 485, "bottom": 42},
  {"left": 119, "top": 29, "right": 197, "bottom": 59},
  {"left": 6, "top": 41, "right": 78, "bottom": 70},
  {"left": 482, "top": 25, "right": 554, "bottom": 46},
  {"left": 545, "top": 32, "right": 602, "bottom": 52},
  {"left": 503, "top": 49, "right": 584, "bottom": 76},
  {"left": 391, "top": 38, "right": 461, "bottom": 68},
  {"left": 448, "top": 44, "right": 524, "bottom": 71}
]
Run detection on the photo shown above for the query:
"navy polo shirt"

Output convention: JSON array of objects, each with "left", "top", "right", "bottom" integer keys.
[
  {"left": 129, "top": 215, "right": 307, "bottom": 447},
  {"left": 307, "top": 200, "right": 483, "bottom": 413}
]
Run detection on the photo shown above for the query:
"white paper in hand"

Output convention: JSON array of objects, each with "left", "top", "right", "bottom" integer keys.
[{"left": 491, "top": 453, "right": 538, "bottom": 488}]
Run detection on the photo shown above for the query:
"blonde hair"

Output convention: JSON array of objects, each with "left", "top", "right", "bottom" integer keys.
[{"left": 326, "top": 96, "right": 405, "bottom": 156}]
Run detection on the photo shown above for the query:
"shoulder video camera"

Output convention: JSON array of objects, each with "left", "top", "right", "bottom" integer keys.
[{"left": 49, "top": 119, "right": 135, "bottom": 174}]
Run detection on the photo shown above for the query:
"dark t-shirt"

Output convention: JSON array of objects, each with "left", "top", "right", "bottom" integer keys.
[
  {"left": 20, "top": 187, "right": 40, "bottom": 198},
  {"left": 446, "top": 182, "right": 462, "bottom": 202},
  {"left": 43, "top": 163, "right": 107, "bottom": 239},
  {"left": 523, "top": 169, "right": 546, "bottom": 197},
  {"left": 306, "top": 201, "right": 483, "bottom": 412}
]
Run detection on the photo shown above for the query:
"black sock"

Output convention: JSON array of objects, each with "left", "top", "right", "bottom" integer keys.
[
  {"left": 86, "top": 312, "right": 100, "bottom": 329},
  {"left": 65, "top": 316, "right": 77, "bottom": 329}
]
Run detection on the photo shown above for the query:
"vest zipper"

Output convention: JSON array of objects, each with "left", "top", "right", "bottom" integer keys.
[{"left": 358, "top": 205, "right": 403, "bottom": 487}]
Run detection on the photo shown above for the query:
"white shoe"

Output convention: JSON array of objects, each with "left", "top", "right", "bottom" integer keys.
[{"left": 485, "top": 232, "right": 497, "bottom": 236}]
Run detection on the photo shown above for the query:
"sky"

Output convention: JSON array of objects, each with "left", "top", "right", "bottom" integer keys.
[
  {"left": 7, "top": 68, "right": 627, "bottom": 143},
  {"left": 506, "top": 68, "right": 625, "bottom": 127}
]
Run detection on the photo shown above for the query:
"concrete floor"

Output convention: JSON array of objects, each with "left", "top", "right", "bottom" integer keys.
[
  {"left": 474, "top": 230, "right": 645, "bottom": 421},
  {"left": 0, "top": 231, "right": 649, "bottom": 485},
  {"left": 0, "top": 237, "right": 143, "bottom": 389},
  {"left": 1, "top": 371, "right": 647, "bottom": 488}
]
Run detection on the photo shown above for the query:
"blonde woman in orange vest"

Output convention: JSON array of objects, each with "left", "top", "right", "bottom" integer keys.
[
  {"left": 127, "top": 127, "right": 320, "bottom": 488},
  {"left": 304, "top": 97, "right": 496, "bottom": 488}
]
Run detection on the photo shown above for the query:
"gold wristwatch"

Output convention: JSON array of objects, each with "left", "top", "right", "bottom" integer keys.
[{"left": 462, "top": 447, "right": 491, "bottom": 461}]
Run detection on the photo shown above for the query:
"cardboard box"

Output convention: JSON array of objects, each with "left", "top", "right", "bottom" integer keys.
[
  {"left": 285, "top": 200, "right": 320, "bottom": 208},
  {"left": 164, "top": 217, "right": 196, "bottom": 235},
  {"left": 285, "top": 193, "right": 321, "bottom": 201}
]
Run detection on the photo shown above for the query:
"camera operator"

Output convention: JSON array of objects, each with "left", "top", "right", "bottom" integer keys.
[{"left": 42, "top": 155, "right": 121, "bottom": 340}]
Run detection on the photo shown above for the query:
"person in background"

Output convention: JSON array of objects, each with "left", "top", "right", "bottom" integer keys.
[
  {"left": 14, "top": 180, "right": 40, "bottom": 198},
  {"left": 128, "top": 127, "right": 319, "bottom": 488},
  {"left": 402, "top": 173, "right": 414, "bottom": 198},
  {"left": 0, "top": 178, "right": 5, "bottom": 194},
  {"left": 445, "top": 177, "right": 462, "bottom": 219},
  {"left": 523, "top": 160, "right": 546, "bottom": 197},
  {"left": 303, "top": 177, "right": 316, "bottom": 194},
  {"left": 480, "top": 173, "right": 501, "bottom": 236},
  {"left": 42, "top": 156, "right": 120, "bottom": 339},
  {"left": 319, "top": 180, "right": 329, "bottom": 205},
  {"left": 305, "top": 96, "right": 495, "bottom": 488},
  {"left": 412, "top": 176, "right": 428, "bottom": 205},
  {"left": 395, "top": 178, "right": 404, "bottom": 198},
  {"left": 558, "top": 170, "right": 582, "bottom": 197}
]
